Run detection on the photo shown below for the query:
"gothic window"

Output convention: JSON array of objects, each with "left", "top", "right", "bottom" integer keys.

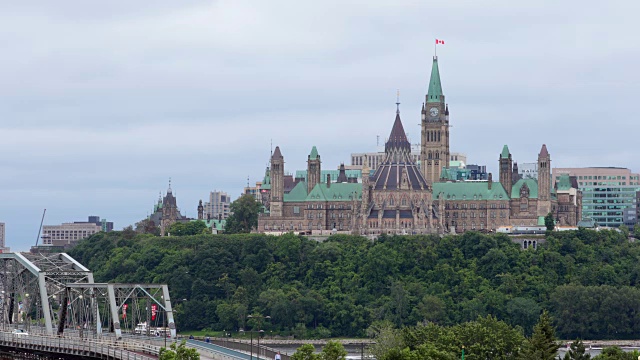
[
  {"left": 389, "top": 197, "right": 395, "bottom": 206},
  {"left": 402, "top": 198, "right": 407, "bottom": 206}
]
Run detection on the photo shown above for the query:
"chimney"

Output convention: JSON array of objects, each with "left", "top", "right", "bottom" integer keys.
[
  {"left": 327, "top": 174, "right": 331, "bottom": 188},
  {"left": 488, "top": 173, "right": 493, "bottom": 190}
]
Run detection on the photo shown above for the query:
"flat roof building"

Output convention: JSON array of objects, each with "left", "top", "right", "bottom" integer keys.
[{"left": 553, "top": 167, "right": 640, "bottom": 228}]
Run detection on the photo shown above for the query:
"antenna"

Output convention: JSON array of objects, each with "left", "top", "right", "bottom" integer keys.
[
  {"left": 35, "top": 208, "right": 46, "bottom": 247},
  {"left": 270, "top": 139, "right": 273, "bottom": 156},
  {"left": 376, "top": 135, "right": 380, "bottom": 147}
]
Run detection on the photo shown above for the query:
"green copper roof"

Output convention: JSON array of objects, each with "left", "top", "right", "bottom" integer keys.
[
  {"left": 537, "top": 216, "right": 545, "bottom": 226},
  {"left": 432, "top": 181, "right": 509, "bottom": 201},
  {"left": 556, "top": 174, "right": 572, "bottom": 191},
  {"left": 196, "top": 219, "right": 226, "bottom": 231},
  {"left": 284, "top": 181, "right": 308, "bottom": 202},
  {"left": 306, "top": 183, "right": 362, "bottom": 202},
  {"left": 426, "top": 57, "right": 443, "bottom": 103},
  {"left": 261, "top": 167, "right": 271, "bottom": 190},
  {"left": 294, "top": 169, "right": 362, "bottom": 182},
  {"left": 501, "top": 145, "right": 510, "bottom": 159},
  {"left": 309, "top": 146, "right": 319, "bottom": 160},
  {"left": 511, "top": 179, "right": 539, "bottom": 199}
]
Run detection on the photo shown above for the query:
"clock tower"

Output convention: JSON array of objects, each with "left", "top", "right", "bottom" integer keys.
[{"left": 420, "top": 56, "right": 450, "bottom": 185}]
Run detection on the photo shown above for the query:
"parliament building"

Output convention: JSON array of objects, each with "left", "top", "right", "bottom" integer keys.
[{"left": 257, "top": 57, "right": 582, "bottom": 235}]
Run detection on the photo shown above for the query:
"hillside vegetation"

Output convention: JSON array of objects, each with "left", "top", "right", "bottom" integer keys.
[{"left": 69, "top": 229, "right": 640, "bottom": 339}]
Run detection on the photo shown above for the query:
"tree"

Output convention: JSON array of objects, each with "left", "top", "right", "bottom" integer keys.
[
  {"left": 135, "top": 218, "right": 160, "bottom": 235},
  {"left": 619, "top": 224, "right": 630, "bottom": 238},
  {"left": 225, "top": 194, "right": 262, "bottom": 233},
  {"left": 292, "top": 344, "right": 319, "bottom": 360},
  {"left": 320, "top": 341, "right": 347, "bottom": 360},
  {"left": 545, "top": 212, "right": 555, "bottom": 231},
  {"left": 169, "top": 221, "right": 208, "bottom": 236},
  {"left": 563, "top": 339, "right": 590, "bottom": 360},
  {"left": 634, "top": 224, "right": 640, "bottom": 239},
  {"left": 159, "top": 341, "right": 200, "bottom": 360},
  {"left": 519, "top": 310, "right": 559, "bottom": 360}
]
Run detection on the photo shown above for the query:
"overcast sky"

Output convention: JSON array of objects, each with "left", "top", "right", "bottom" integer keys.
[{"left": 1, "top": 0, "right": 639, "bottom": 251}]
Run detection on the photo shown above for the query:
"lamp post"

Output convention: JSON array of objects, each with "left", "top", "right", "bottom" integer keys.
[{"left": 247, "top": 315, "right": 271, "bottom": 360}]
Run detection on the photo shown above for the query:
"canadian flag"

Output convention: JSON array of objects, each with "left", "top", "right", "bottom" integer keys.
[{"left": 435, "top": 39, "right": 445, "bottom": 44}]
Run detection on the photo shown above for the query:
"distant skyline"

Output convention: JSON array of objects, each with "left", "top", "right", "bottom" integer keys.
[{"left": 2, "top": 1, "right": 640, "bottom": 251}]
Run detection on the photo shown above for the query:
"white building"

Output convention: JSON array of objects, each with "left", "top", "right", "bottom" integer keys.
[
  {"left": 41, "top": 222, "right": 102, "bottom": 246},
  {"left": 519, "top": 162, "right": 538, "bottom": 180},
  {"left": 0, "top": 222, "right": 8, "bottom": 252},
  {"left": 203, "top": 191, "right": 231, "bottom": 220}
]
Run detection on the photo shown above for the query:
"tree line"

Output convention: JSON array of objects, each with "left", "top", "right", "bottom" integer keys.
[{"left": 69, "top": 228, "right": 640, "bottom": 340}]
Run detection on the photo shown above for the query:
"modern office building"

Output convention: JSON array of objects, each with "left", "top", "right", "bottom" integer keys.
[
  {"left": 41, "top": 222, "right": 102, "bottom": 246},
  {"left": 85, "top": 216, "right": 113, "bottom": 232},
  {"left": 519, "top": 162, "right": 538, "bottom": 180},
  {"left": 0, "top": 222, "right": 8, "bottom": 252},
  {"left": 243, "top": 181, "right": 263, "bottom": 202},
  {"left": 553, "top": 167, "right": 640, "bottom": 228},
  {"left": 350, "top": 144, "right": 421, "bottom": 171},
  {"left": 203, "top": 191, "right": 231, "bottom": 220}
]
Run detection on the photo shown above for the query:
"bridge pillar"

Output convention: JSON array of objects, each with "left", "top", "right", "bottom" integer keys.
[
  {"left": 107, "top": 284, "right": 122, "bottom": 339},
  {"left": 162, "top": 285, "right": 176, "bottom": 339},
  {"left": 37, "top": 273, "right": 53, "bottom": 336}
]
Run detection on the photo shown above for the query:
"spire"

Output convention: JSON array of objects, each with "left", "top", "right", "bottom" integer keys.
[
  {"left": 396, "top": 89, "right": 400, "bottom": 114},
  {"left": 309, "top": 146, "right": 319, "bottom": 160},
  {"left": 272, "top": 146, "right": 283, "bottom": 160},
  {"left": 386, "top": 107, "right": 411, "bottom": 152},
  {"left": 167, "top": 178, "right": 172, "bottom": 193},
  {"left": 500, "top": 145, "right": 510, "bottom": 159},
  {"left": 539, "top": 144, "right": 549, "bottom": 157},
  {"left": 426, "top": 57, "right": 443, "bottom": 103}
]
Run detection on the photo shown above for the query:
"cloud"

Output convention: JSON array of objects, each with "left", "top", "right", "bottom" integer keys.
[{"left": 2, "top": 0, "right": 640, "bottom": 250}]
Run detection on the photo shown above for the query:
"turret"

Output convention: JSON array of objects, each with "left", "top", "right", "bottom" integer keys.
[{"left": 499, "top": 145, "right": 513, "bottom": 197}]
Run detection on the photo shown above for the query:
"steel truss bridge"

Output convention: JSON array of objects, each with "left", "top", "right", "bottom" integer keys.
[{"left": 0, "top": 252, "right": 176, "bottom": 340}]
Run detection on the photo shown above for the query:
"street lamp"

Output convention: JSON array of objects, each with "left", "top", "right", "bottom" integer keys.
[{"left": 247, "top": 315, "right": 271, "bottom": 360}]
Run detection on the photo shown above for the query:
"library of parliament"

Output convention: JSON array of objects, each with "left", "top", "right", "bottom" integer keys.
[{"left": 257, "top": 57, "right": 582, "bottom": 235}]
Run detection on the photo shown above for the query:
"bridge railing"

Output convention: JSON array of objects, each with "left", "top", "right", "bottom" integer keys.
[{"left": 0, "top": 331, "right": 161, "bottom": 360}]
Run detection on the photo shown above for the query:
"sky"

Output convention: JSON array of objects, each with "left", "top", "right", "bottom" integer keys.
[{"left": 1, "top": 0, "right": 639, "bottom": 251}]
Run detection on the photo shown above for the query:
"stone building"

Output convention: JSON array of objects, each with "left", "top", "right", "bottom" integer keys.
[
  {"left": 433, "top": 144, "right": 582, "bottom": 233},
  {"left": 256, "top": 55, "right": 581, "bottom": 235}
]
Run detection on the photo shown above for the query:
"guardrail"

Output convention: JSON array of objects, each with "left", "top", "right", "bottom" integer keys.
[
  {"left": 210, "top": 338, "right": 291, "bottom": 360},
  {"left": 0, "top": 331, "right": 161, "bottom": 360},
  {"left": 187, "top": 340, "right": 249, "bottom": 360}
]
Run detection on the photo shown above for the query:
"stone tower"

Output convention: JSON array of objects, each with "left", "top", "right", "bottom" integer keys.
[
  {"left": 160, "top": 181, "right": 178, "bottom": 236},
  {"left": 421, "top": 56, "right": 450, "bottom": 185},
  {"left": 361, "top": 156, "right": 371, "bottom": 218},
  {"left": 499, "top": 145, "right": 513, "bottom": 197},
  {"left": 307, "top": 146, "right": 321, "bottom": 194},
  {"left": 537, "top": 144, "right": 552, "bottom": 216},
  {"left": 512, "top": 162, "right": 520, "bottom": 184},
  {"left": 270, "top": 146, "right": 284, "bottom": 217},
  {"left": 197, "top": 200, "right": 204, "bottom": 220}
]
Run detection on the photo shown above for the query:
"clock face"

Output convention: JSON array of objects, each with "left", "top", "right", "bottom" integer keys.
[{"left": 429, "top": 107, "right": 439, "bottom": 117}]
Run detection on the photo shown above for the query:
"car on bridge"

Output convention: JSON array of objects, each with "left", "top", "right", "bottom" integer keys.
[{"left": 11, "top": 329, "right": 28, "bottom": 336}]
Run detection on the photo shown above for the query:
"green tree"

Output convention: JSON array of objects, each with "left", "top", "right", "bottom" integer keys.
[
  {"left": 159, "top": 341, "right": 200, "bottom": 360},
  {"left": 224, "top": 194, "right": 262, "bottom": 233},
  {"left": 563, "top": 339, "right": 590, "bottom": 360},
  {"left": 292, "top": 344, "right": 319, "bottom": 360},
  {"left": 619, "top": 224, "right": 630, "bottom": 238},
  {"left": 545, "top": 212, "right": 555, "bottom": 231},
  {"left": 321, "top": 341, "right": 347, "bottom": 360},
  {"left": 634, "top": 224, "right": 640, "bottom": 239},
  {"left": 592, "top": 346, "right": 635, "bottom": 360},
  {"left": 169, "top": 221, "right": 208, "bottom": 236},
  {"left": 519, "top": 310, "right": 559, "bottom": 360}
]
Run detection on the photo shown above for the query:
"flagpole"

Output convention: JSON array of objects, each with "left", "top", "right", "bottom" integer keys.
[{"left": 434, "top": 39, "right": 437, "bottom": 57}]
